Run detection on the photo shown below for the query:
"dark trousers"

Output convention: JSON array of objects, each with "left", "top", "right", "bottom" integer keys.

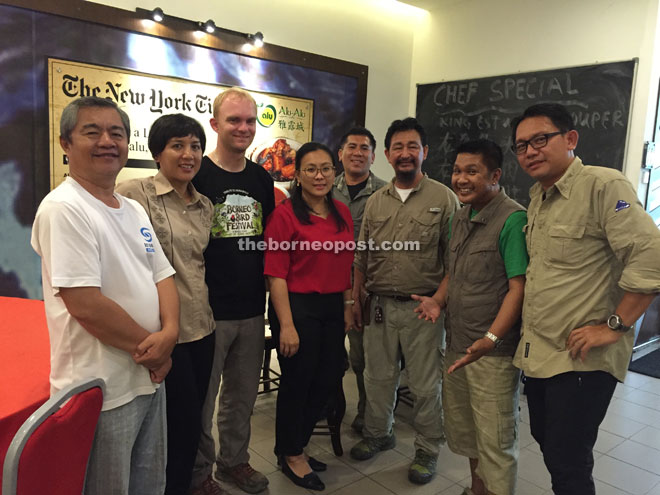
[
  {"left": 525, "top": 371, "right": 617, "bottom": 495},
  {"left": 164, "top": 332, "right": 216, "bottom": 495},
  {"left": 269, "top": 292, "right": 345, "bottom": 456}
]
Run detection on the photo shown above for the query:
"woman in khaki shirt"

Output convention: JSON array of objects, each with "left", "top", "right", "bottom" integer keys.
[{"left": 116, "top": 114, "right": 215, "bottom": 495}]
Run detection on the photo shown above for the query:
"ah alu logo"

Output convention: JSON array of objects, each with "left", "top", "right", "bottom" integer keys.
[{"left": 257, "top": 104, "right": 277, "bottom": 127}]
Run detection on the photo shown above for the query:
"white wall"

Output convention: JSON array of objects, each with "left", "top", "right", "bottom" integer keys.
[
  {"left": 410, "top": 0, "right": 660, "bottom": 188},
  {"left": 91, "top": 0, "right": 429, "bottom": 181}
]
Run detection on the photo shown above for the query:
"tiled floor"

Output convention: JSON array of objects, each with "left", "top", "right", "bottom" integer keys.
[{"left": 211, "top": 350, "right": 660, "bottom": 495}]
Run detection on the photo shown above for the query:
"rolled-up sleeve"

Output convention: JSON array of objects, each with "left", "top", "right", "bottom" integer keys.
[{"left": 600, "top": 178, "right": 660, "bottom": 293}]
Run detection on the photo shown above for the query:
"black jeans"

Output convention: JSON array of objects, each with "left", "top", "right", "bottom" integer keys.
[
  {"left": 164, "top": 332, "right": 216, "bottom": 494},
  {"left": 269, "top": 292, "right": 345, "bottom": 456},
  {"left": 525, "top": 371, "right": 617, "bottom": 495}
]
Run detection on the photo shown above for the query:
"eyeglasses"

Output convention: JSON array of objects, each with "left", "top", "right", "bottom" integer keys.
[
  {"left": 511, "top": 131, "right": 564, "bottom": 155},
  {"left": 301, "top": 166, "right": 335, "bottom": 178}
]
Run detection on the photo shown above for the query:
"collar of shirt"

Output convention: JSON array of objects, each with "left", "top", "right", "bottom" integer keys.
[
  {"left": 529, "top": 157, "right": 583, "bottom": 202},
  {"left": 153, "top": 170, "right": 204, "bottom": 204},
  {"left": 334, "top": 171, "right": 376, "bottom": 193},
  {"left": 467, "top": 188, "right": 511, "bottom": 225},
  {"left": 385, "top": 173, "right": 428, "bottom": 199}
]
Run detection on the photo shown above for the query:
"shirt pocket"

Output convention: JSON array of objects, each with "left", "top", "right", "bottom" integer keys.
[
  {"left": 464, "top": 241, "right": 499, "bottom": 284},
  {"left": 545, "top": 224, "right": 586, "bottom": 266},
  {"left": 410, "top": 214, "right": 441, "bottom": 259}
]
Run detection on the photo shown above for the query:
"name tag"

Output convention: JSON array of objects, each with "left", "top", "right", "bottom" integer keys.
[{"left": 429, "top": 207, "right": 441, "bottom": 212}]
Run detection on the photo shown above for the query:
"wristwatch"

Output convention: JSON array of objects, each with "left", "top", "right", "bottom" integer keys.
[
  {"left": 607, "top": 314, "right": 633, "bottom": 333},
  {"left": 484, "top": 331, "right": 504, "bottom": 348}
]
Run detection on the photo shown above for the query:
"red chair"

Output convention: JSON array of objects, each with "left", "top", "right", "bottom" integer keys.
[{"left": 2, "top": 378, "right": 104, "bottom": 495}]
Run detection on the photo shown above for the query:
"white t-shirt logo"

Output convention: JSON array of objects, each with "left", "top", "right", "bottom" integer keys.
[{"left": 141, "top": 227, "right": 155, "bottom": 253}]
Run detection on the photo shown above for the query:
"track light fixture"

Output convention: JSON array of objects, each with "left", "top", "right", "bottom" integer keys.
[
  {"left": 201, "top": 19, "right": 216, "bottom": 34},
  {"left": 150, "top": 7, "right": 164, "bottom": 22},
  {"left": 136, "top": 8, "right": 265, "bottom": 50},
  {"left": 246, "top": 31, "right": 264, "bottom": 48}
]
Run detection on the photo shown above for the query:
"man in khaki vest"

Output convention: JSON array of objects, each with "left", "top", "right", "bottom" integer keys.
[{"left": 414, "top": 139, "right": 527, "bottom": 495}]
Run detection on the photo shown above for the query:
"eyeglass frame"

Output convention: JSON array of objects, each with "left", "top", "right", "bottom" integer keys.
[
  {"left": 300, "top": 166, "right": 336, "bottom": 178},
  {"left": 511, "top": 131, "right": 565, "bottom": 155}
]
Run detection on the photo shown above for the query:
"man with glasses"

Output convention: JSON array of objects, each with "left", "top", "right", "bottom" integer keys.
[
  {"left": 349, "top": 118, "right": 459, "bottom": 485},
  {"left": 511, "top": 103, "right": 660, "bottom": 495},
  {"left": 332, "top": 126, "right": 387, "bottom": 434}
]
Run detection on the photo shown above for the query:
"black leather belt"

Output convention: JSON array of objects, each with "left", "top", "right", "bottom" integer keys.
[{"left": 378, "top": 291, "right": 435, "bottom": 302}]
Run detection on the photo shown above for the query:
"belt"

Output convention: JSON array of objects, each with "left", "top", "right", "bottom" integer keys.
[{"left": 376, "top": 291, "right": 435, "bottom": 302}]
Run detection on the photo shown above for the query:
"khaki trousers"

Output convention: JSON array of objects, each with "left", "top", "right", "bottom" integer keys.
[
  {"left": 192, "top": 315, "right": 264, "bottom": 485},
  {"left": 363, "top": 296, "right": 445, "bottom": 455}
]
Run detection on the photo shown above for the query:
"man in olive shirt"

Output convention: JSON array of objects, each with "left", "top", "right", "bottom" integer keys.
[
  {"left": 349, "top": 118, "right": 459, "bottom": 485},
  {"left": 332, "top": 126, "right": 387, "bottom": 433},
  {"left": 511, "top": 103, "right": 660, "bottom": 495}
]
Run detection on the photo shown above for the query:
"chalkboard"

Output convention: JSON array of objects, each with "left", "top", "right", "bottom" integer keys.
[{"left": 416, "top": 60, "right": 636, "bottom": 206}]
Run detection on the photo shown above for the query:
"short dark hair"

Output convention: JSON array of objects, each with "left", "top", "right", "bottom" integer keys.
[
  {"left": 60, "top": 96, "right": 130, "bottom": 143},
  {"left": 148, "top": 114, "right": 206, "bottom": 163},
  {"left": 384, "top": 117, "right": 426, "bottom": 150},
  {"left": 510, "top": 103, "right": 575, "bottom": 143},
  {"left": 339, "top": 126, "right": 376, "bottom": 151},
  {"left": 454, "top": 139, "right": 503, "bottom": 172}
]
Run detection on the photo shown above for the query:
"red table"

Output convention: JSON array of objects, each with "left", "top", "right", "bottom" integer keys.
[{"left": 0, "top": 296, "right": 50, "bottom": 485}]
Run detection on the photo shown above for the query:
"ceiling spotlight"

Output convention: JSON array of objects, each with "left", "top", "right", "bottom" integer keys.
[
  {"left": 150, "top": 7, "right": 164, "bottom": 22},
  {"left": 201, "top": 19, "right": 216, "bottom": 34},
  {"left": 251, "top": 31, "right": 264, "bottom": 48}
]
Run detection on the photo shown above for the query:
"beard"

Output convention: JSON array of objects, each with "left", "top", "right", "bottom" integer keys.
[
  {"left": 394, "top": 160, "right": 419, "bottom": 184},
  {"left": 395, "top": 168, "right": 417, "bottom": 183}
]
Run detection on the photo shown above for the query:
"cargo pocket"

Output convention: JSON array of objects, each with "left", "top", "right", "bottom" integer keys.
[
  {"left": 464, "top": 241, "right": 499, "bottom": 283},
  {"left": 498, "top": 399, "right": 517, "bottom": 450}
]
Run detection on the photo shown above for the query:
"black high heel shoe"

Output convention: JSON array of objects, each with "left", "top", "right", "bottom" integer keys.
[
  {"left": 279, "top": 455, "right": 325, "bottom": 491},
  {"left": 276, "top": 455, "right": 327, "bottom": 472}
]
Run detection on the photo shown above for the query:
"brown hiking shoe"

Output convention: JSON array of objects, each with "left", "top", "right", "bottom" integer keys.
[
  {"left": 188, "top": 475, "right": 229, "bottom": 495},
  {"left": 216, "top": 463, "right": 269, "bottom": 494}
]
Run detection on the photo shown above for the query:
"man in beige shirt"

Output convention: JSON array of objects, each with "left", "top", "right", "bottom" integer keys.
[
  {"left": 349, "top": 117, "right": 459, "bottom": 485},
  {"left": 511, "top": 103, "right": 660, "bottom": 495}
]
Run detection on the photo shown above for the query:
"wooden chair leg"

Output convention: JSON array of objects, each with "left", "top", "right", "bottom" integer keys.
[
  {"left": 263, "top": 346, "right": 271, "bottom": 393},
  {"left": 323, "top": 375, "right": 346, "bottom": 456},
  {"left": 329, "top": 383, "right": 346, "bottom": 456}
]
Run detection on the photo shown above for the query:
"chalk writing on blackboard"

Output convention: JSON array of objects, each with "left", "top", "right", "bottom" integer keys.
[{"left": 416, "top": 60, "right": 635, "bottom": 206}]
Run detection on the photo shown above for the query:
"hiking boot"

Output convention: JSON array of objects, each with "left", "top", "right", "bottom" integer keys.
[
  {"left": 408, "top": 449, "right": 437, "bottom": 484},
  {"left": 188, "top": 475, "right": 229, "bottom": 495},
  {"left": 350, "top": 434, "right": 396, "bottom": 460},
  {"left": 216, "top": 463, "right": 268, "bottom": 494}
]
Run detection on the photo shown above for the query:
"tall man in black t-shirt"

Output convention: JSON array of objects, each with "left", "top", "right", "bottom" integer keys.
[
  {"left": 191, "top": 87, "right": 275, "bottom": 495},
  {"left": 332, "top": 127, "right": 387, "bottom": 434}
]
